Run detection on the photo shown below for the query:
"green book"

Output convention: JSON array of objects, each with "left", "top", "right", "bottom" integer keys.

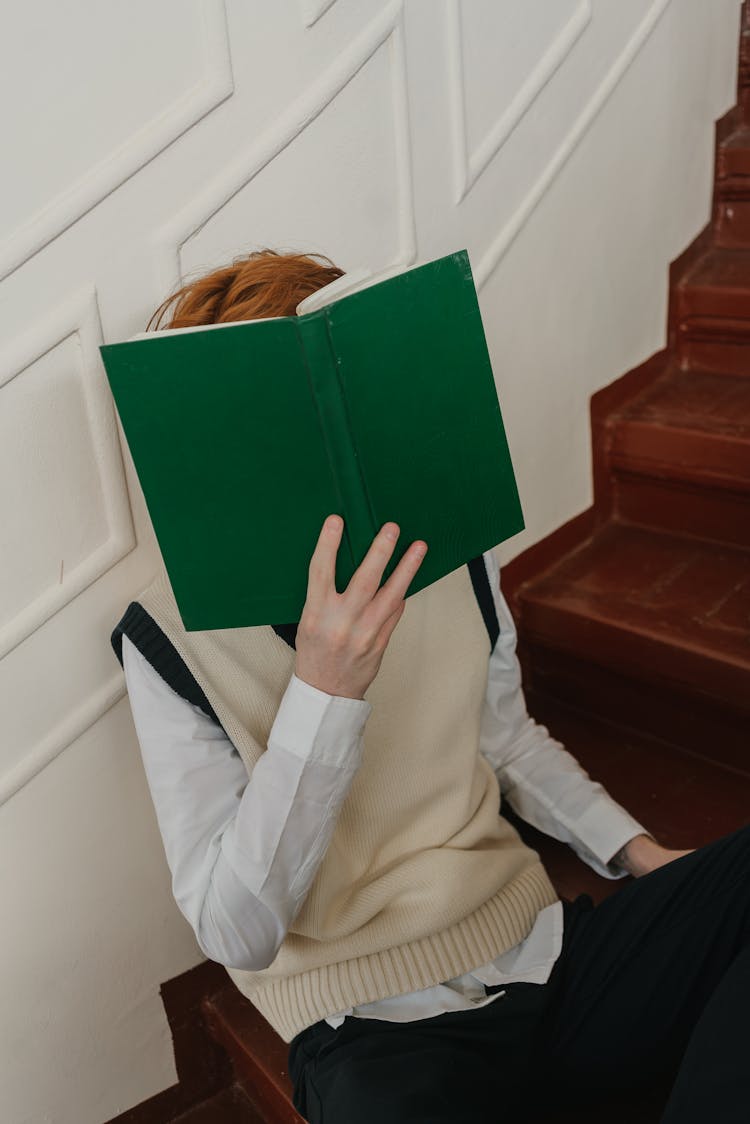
[{"left": 99, "top": 248, "right": 524, "bottom": 631}]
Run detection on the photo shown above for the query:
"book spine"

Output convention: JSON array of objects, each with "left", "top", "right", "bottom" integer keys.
[{"left": 295, "top": 312, "right": 376, "bottom": 565}]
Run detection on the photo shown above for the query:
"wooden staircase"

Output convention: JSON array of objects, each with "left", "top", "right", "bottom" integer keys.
[
  {"left": 503, "top": 7, "right": 750, "bottom": 780},
  {"left": 119, "top": 10, "right": 750, "bottom": 1123}
]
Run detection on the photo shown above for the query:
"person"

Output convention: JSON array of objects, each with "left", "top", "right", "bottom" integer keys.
[{"left": 111, "top": 248, "right": 749, "bottom": 1123}]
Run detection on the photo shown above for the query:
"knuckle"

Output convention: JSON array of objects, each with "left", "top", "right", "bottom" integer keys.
[
  {"left": 380, "top": 594, "right": 402, "bottom": 619},
  {"left": 297, "top": 613, "right": 317, "bottom": 642}
]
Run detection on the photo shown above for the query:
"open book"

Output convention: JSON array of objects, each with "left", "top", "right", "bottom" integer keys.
[{"left": 100, "top": 248, "right": 524, "bottom": 630}]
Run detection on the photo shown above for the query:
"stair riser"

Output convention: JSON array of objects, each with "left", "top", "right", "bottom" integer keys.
[
  {"left": 612, "top": 475, "right": 750, "bottom": 548},
  {"left": 717, "top": 141, "right": 750, "bottom": 177},
  {"left": 714, "top": 199, "right": 750, "bottom": 247},
  {"left": 522, "top": 643, "right": 749, "bottom": 773},
  {"left": 677, "top": 281, "right": 750, "bottom": 321},
  {"left": 521, "top": 600, "right": 750, "bottom": 715},
  {"left": 610, "top": 419, "right": 750, "bottom": 491},
  {"left": 677, "top": 333, "right": 750, "bottom": 374}
]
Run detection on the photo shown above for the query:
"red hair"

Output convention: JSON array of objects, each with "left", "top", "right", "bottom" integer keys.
[{"left": 146, "top": 247, "right": 345, "bottom": 331}]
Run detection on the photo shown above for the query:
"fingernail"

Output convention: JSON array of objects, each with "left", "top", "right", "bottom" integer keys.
[
  {"left": 383, "top": 523, "right": 399, "bottom": 540},
  {"left": 327, "top": 515, "right": 342, "bottom": 532}
]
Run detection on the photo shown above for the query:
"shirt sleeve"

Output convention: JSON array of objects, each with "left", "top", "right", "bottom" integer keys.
[
  {"left": 477, "top": 551, "right": 651, "bottom": 880},
  {"left": 121, "top": 634, "right": 371, "bottom": 970}
]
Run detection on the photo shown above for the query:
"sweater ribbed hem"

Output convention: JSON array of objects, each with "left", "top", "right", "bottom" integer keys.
[{"left": 226, "top": 861, "right": 559, "bottom": 1043}]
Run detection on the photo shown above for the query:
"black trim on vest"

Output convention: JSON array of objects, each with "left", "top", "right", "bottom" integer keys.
[
  {"left": 467, "top": 555, "right": 500, "bottom": 652},
  {"left": 272, "top": 623, "right": 298, "bottom": 650},
  {"left": 111, "top": 603, "right": 222, "bottom": 728}
]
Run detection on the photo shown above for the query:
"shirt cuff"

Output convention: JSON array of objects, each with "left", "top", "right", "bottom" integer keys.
[
  {"left": 568, "top": 796, "right": 651, "bottom": 880},
  {"left": 267, "top": 673, "right": 372, "bottom": 769}
]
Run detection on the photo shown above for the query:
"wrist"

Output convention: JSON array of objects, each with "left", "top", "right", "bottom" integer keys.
[
  {"left": 292, "top": 668, "right": 366, "bottom": 702},
  {"left": 611, "top": 832, "right": 659, "bottom": 876}
]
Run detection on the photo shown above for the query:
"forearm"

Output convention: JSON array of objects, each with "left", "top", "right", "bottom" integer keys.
[
  {"left": 480, "top": 552, "right": 653, "bottom": 878},
  {"left": 483, "top": 697, "right": 651, "bottom": 879},
  {"left": 123, "top": 637, "right": 370, "bottom": 970},
  {"left": 216, "top": 681, "right": 368, "bottom": 964}
]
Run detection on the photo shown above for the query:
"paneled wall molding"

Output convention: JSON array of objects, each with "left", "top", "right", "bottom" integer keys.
[
  {"left": 476, "top": 0, "right": 674, "bottom": 290},
  {"left": 299, "top": 0, "right": 338, "bottom": 28},
  {"left": 0, "top": 0, "right": 233, "bottom": 284},
  {"left": 448, "top": 0, "right": 593, "bottom": 205},
  {"left": 0, "top": 286, "right": 135, "bottom": 660},
  {"left": 0, "top": 672, "right": 126, "bottom": 807},
  {"left": 154, "top": 0, "right": 416, "bottom": 295}
]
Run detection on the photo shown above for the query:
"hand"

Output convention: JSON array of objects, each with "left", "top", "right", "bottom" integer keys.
[
  {"left": 294, "top": 514, "right": 428, "bottom": 700},
  {"left": 615, "top": 833, "right": 696, "bottom": 877}
]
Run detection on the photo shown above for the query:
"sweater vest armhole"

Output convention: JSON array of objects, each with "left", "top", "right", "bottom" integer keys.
[
  {"left": 467, "top": 555, "right": 500, "bottom": 652},
  {"left": 110, "top": 603, "right": 223, "bottom": 729}
]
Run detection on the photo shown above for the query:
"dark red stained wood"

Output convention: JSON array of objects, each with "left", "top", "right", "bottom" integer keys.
[
  {"left": 171, "top": 1084, "right": 263, "bottom": 1123},
  {"left": 520, "top": 524, "right": 750, "bottom": 718},
  {"left": 613, "top": 473, "right": 750, "bottom": 548},
  {"left": 678, "top": 246, "right": 750, "bottom": 324},
  {"left": 521, "top": 643, "right": 749, "bottom": 774},
  {"left": 717, "top": 123, "right": 750, "bottom": 178},
  {"left": 680, "top": 334, "right": 750, "bottom": 374},
  {"left": 610, "top": 367, "right": 750, "bottom": 489},
  {"left": 201, "top": 989, "right": 305, "bottom": 1124},
  {"left": 518, "top": 701, "right": 750, "bottom": 855},
  {"left": 107, "top": 960, "right": 237, "bottom": 1123},
  {"left": 714, "top": 201, "right": 750, "bottom": 250}
]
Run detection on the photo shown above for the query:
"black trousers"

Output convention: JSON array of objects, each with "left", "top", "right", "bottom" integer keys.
[{"left": 288, "top": 821, "right": 750, "bottom": 1122}]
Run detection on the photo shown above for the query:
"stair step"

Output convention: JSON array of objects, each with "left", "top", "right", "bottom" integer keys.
[
  {"left": 201, "top": 988, "right": 304, "bottom": 1124},
  {"left": 610, "top": 365, "right": 750, "bottom": 488},
  {"left": 518, "top": 524, "right": 750, "bottom": 765},
  {"left": 675, "top": 247, "right": 750, "bottom": 366},
  {"left": 612, "top": 471, "right": 750, "bottom": 549},
  {"left": 712, "top": 102, "right": 750, "bottom": 245},
  {"left": 678, "top": 246, "right": 750, "bottom": 320},
  {"left": 511, "top": 702, "right": 750, "bottom": 890},
  {"left": 604, "top": 364, "right": 750, "bottom": 545},
  {"left": 718, "top": 123, "right": 750, "bottom": 179},
  {"left": 171, "top": 1084, "right": 264, "bottom": 1123}
]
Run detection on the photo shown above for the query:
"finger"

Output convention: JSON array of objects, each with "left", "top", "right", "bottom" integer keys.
[
  {"left": 344, "top": 522, "right": 401, "bottom": 606},
  {"left": 373, "top": 598, "right": 406, "bottom": 649},
  {"left": 369, "top": 540, "right": 427, "bottom": 619},
  {"left": 306, "top": 514, "right": 344, "bottom": 602}
]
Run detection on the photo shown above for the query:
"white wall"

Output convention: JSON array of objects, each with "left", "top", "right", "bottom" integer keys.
[{"left": 0, "top": 1, "right": 740, "bottom": 1119}]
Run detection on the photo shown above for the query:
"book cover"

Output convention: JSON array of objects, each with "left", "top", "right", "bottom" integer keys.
[{"left": 100, "top": 248, "right": 524, "bottom": 630}]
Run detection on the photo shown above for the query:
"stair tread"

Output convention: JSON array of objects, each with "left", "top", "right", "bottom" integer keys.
[
  {"left": 718, "top": 122, "right": 750, "bottom": 179},
  {"left": 617, "top": 366, "right": 750, "bottom": 436},
  {"left": 683, "top": 244, "right": 750, "bottom": 285},
  {"left": 520, "top": 524, "right": 750, "bottom": 691},
  {"left": 171, "top": 1084, "right": 263, "bottom": 1123},
  {"left": 518, "top": 706, "right": 750, "bottom": 865},
  {"left": 721, "top": 123, "right": 750, "bottom": 150},
  {"left": 202, "top": 988, "right": 303, "bottom": 1123},
  {"left": 610, "top": 367, "right": 750, "bottom": 491}
]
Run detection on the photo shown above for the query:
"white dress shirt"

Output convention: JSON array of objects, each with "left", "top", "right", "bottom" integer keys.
[{"left": 121, "top": 551, "right": 649, "bottom": 1030}]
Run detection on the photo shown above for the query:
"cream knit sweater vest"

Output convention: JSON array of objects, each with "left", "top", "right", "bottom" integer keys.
[{"left": 136, "top": 560, "right": 558, "bottom": 1043}]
